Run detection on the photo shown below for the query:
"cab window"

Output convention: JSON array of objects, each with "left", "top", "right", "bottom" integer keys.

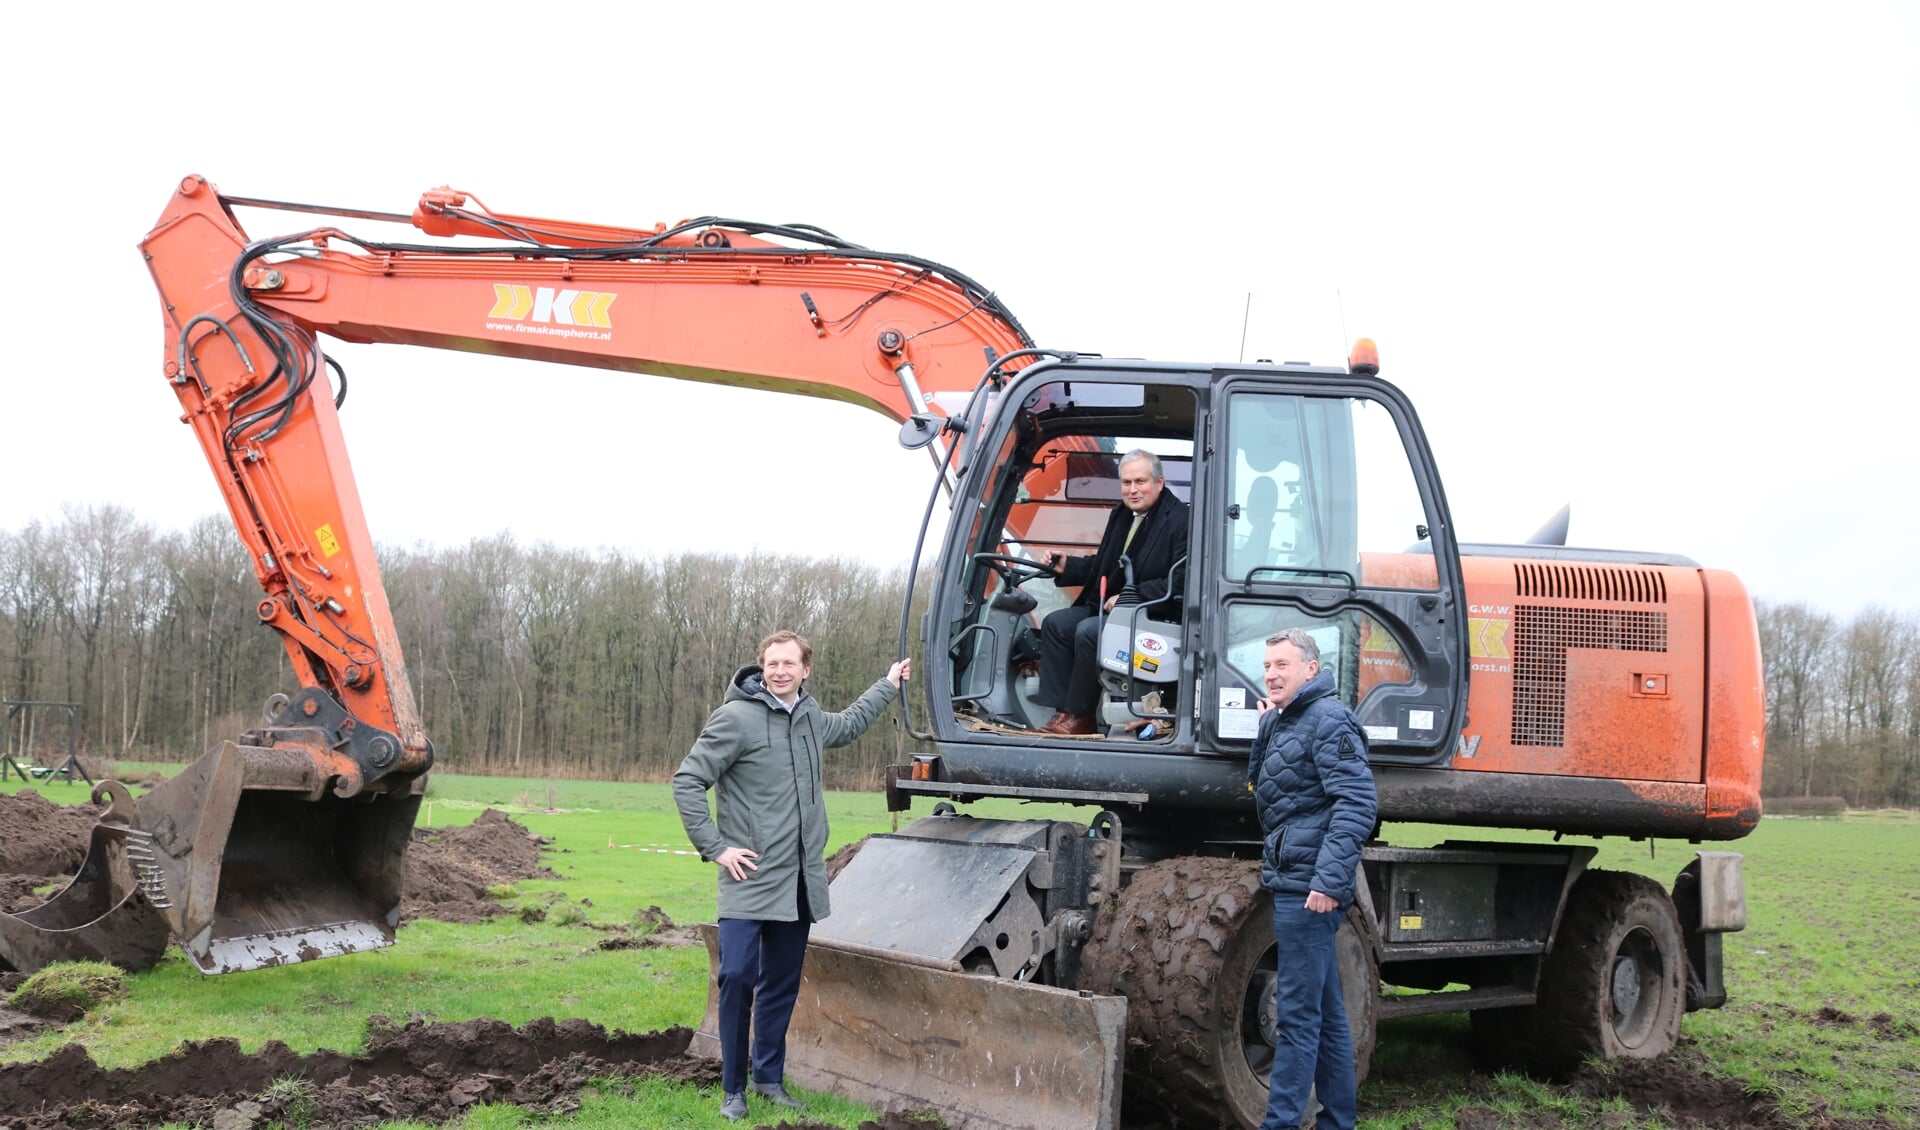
[{"left": 1225, "top": 394, "right": 1439, "bottom": 591}]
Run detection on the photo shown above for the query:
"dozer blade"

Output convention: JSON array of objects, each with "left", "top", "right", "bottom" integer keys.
[
  {"left": 126, "top": 740, "right": 422, "bottom": 974},
  {"left": 0, "top": 813, "right": 171, "bottom": 974},
  {"left": 694, "top": 926, "right": 1126, "bottom": 1130}
]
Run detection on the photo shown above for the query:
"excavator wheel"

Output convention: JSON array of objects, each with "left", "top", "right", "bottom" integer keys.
[
  {"left": 1472, "top": 869, "right": 1685, "bottom": 1078},
  {"left": 1080, "top": 857, "right": 1377, "bottom": 1129}
]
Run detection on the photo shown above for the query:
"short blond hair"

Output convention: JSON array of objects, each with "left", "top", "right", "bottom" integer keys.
[{"left": 758, "top": 629, "right": 813, "bottom": 666}]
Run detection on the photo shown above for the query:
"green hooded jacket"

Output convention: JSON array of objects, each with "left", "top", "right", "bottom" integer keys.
[{"left": 672, "top": 663, "right": 898, "bottom": 922}]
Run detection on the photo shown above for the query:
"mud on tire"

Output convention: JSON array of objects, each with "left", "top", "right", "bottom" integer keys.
[
  {"left": 1079, "top": 857, "right": 1377, "bottom": 1129},
  {"left": 1475, "top": 869, "right": 1685, "bottom": 1078}
]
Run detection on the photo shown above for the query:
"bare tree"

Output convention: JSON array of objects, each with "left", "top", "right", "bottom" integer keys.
[
  {"left": 0, "top": 521, "right": 63, "bottom": 702},
  {"left": 56, "top": 505, "right": 151, "bottom": 749},
  {"left": 1757, "top": 600, "right": 1837, "bottom": 797}
]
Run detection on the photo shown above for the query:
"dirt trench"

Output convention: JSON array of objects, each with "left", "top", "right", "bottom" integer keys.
[{"left": 0, "top": 1013, "right": 934, "bottom": 1130}]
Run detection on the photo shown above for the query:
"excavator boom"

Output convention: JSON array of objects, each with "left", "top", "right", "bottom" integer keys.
[{"left": 4, "top": 175, "right": 1033, "bottom": 974}]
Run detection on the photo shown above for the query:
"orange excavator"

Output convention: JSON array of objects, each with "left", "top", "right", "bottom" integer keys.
[{"left": 0, "top": 177, "right": 1762, "bottom": 1129}]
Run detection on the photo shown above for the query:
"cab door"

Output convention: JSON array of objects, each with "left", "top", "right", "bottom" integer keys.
[{"left": 1199, "top": 374, "right": 1466, "bottom": 765}]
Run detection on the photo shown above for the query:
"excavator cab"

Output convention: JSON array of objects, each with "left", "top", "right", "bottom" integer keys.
[
  {"left": 942, "top": 382, "right": 1201, "bottom": 739},
  {"left": 928, "top": 362, "right": 1465, "bottom": 766}
]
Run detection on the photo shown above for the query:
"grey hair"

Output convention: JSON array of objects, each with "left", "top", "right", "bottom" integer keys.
[
  {"left": 1265, "top": 628, "right": 1321, "bottom": 665},
  {"left": 1118, "top": 449, "right": 1164, "bottom": 481}
]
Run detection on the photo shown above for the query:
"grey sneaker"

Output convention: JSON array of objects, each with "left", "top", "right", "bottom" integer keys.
[
  {"left": 719, "top": 1091, "right": 748, "bottom": 1121},
  {"left": 749, "top": 1080, "right": 807, "bottom": 1110}
]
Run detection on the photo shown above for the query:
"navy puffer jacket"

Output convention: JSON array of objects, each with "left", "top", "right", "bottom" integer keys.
[{"left": 1248, "top": 669, "right": 1378, "bottom": 905}]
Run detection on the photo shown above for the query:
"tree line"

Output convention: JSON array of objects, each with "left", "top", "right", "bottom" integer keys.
[
  {"left": 1757, "top": 600, "right": 1920, "bottom": 809},
  {"left": 0, "top": 506, "right": 917, "bottom": 789},
  {"left": 4, "top": 506, "right": 1917, "bottom": 807}
]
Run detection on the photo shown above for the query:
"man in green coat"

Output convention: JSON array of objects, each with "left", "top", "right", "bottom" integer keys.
[{"left": 673, "top": 629, "right": 909, "bottom": 1122}]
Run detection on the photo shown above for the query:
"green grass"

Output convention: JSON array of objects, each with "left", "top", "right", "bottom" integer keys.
[
  {"left": 8, "top": 770, "right": 1918, "bottom": 1127},
  {"left": 1660, "top": 813, "right": 1920, "bottom": 1126}
]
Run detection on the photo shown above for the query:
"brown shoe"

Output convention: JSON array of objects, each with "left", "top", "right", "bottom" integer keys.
[{"left": 1043, "top": 713, "right": 1097, "bottom": 736}]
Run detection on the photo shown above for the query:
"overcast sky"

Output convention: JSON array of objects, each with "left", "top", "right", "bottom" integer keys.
[{"left": 3, "top": 4, "right": 1915, "bottom": 616}]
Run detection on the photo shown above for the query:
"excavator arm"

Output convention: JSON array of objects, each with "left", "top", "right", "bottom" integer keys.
[
  {"left": 1, "top": 175, "right": 1034, "bottom": 977},
  {"left": 144, "top": 175, "right": 1033, "bottom": 771}
]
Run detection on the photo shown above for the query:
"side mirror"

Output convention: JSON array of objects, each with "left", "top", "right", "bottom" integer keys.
[{"left": 898, "top": 413, "right": 940, "bottom": 451}]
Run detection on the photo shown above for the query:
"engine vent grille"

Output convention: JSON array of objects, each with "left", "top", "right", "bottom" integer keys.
[
  {"left": 1513, "top": 606, "right": 1669, "bottom": 746},
  {"left": 1514, "top": 563, "right": 1668, "bottom": 604}
]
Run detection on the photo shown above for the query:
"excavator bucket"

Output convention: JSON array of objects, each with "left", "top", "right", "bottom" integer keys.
[
  {"left": 133, "top": 740, "right": 422, "bottom": 973},
  {"left": 691, "top": 819, "right": 1128, "bottom": 1129},
  {"left": 0, "top": 740, "right": 420, "bottom": 975}
]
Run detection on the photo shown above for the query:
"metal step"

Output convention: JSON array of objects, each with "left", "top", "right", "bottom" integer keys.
[
  {"left": 1379, "top": 984, "right": 1536, "bottom": 1019},
  {"left": 1380, "top": 937, "right": 1546, "bottom": 962}
]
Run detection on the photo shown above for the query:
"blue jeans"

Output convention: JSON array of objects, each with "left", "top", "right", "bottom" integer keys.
[
  {"left": 1260, "top": 899, "right": 1357, "bottom": 1130},
  {"left": 715, "top": 883, "right": 812, "bottom": 1093}
]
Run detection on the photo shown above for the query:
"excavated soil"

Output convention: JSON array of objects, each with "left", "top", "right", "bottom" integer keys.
[
  {"left": 0, "top": 790, "right": 100, "bottom": 913},
  {"left": 0, "top": 1014, "right": 931, "bottom": 1130},
  {"left": 399, "top": 807, "right": 560, "bottom": 923}
]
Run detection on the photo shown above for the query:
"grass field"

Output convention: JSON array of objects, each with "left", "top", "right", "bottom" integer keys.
[{"left": 6, "top": 768, "right": 1918, "bottom": 1128}]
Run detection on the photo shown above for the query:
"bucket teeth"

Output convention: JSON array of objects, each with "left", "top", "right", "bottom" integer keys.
[{"left": 123, "top": 829, "right": 172, "bottom": 910}]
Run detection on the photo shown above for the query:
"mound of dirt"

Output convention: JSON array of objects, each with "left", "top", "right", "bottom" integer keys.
[
  {"left": 0, "top": 1013, "right": 939, "bottom": 1130},
  {"left": 0, "top": 1015, "right": 692, "bottom": 1129},
  {"left": 399, "top": 808, "right": 559, "bottom": 924},
  {"left": 0, "top": 790, "right": 100, "bottom": 904}
]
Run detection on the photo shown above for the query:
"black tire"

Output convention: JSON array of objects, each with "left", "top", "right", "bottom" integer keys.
[
  {"left": 1476, "top": 869, "right": 1685, "bottom": 1078},
  {"left": 1079, "top": 857, "right": 1377, "bottom": 1129}
]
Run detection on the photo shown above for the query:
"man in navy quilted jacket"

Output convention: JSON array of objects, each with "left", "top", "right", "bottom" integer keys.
[{"left": 1249, "top": 628, "right": 1378, "bottom": 1130}]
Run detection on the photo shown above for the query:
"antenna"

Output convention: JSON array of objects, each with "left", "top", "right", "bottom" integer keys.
[
  {"left": 1239, "top": 292, "right": 1252, "bottom": 362},
  {"left": 1337, "top": 289, "right": 1349, "bottom": 352}
]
